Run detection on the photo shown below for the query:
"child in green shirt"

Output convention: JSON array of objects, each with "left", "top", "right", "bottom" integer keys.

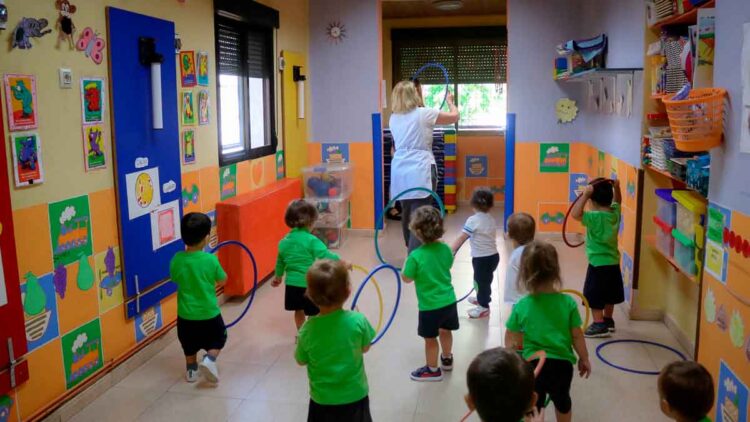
[
  {"left": 170, "top": 212, "right": 228, "bottom": 384},
  {"left": 402, "top": 206, "right": 458, "bottom": 382},
  {"left": 571, "top": 178, "right": 624, "bottom": 338},
  {"left": 296, "top": 259, "right": 376, "bottom": 422},
  {"left": 505, "top": 241, "right": 591, "bottom": 422},
  {"left": 658, "top": 361, "right": 715, "bottom": 422}
]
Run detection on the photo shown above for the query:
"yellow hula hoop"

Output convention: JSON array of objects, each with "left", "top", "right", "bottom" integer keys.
[
  {"left": 352, "top": 264, "right": 385, "bottom": 334},
  {"left": 561, "top": 289, "right": 591, "bottom": 329}
]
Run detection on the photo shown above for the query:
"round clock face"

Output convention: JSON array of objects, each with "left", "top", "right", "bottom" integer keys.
[
  {"left": 330, "top": 27, "right": 341, "bottom": 38},
  {"left": 326, "top": 21, "right": 346, "bottom": 44}
]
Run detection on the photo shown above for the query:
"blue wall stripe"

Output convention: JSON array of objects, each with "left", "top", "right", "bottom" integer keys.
[
  {"left": 372, "top": 113, "right": 384, "bottom": 230},
  {"left": 504, "top": 113, "right": 516, "bottom": 233}
]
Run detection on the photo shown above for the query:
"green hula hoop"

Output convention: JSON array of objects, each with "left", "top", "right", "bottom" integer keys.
[{"left": 375, "top": 187, "right": 445, "bottom": 270}]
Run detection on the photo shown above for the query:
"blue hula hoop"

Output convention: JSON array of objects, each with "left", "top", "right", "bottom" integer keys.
[
  {"left": 375, "top": 187, "right": 445, "bottom": 270},
  {"left": 453, "top": 237, "right": 474, "bottom": 303},
  {"left": 210, "top": 240, "right": 259, "bottom": 329},
  {"left": 412, "top": 62, "right": 451, "bottom": 110},
  {"left": 596, "top": 339, "right": 687, "bottom": 375},
  {"left": 350, "top": 264, "right": 402, "bottom": 345}
]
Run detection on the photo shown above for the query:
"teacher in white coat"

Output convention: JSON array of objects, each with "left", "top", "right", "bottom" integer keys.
[{"left": 389, "top": 80, "right": 460, "bottom": 253}]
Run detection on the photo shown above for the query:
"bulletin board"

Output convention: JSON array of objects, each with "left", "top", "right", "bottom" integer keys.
[{"left": 107, "top": 8, "right": 182, "bottom": 318}]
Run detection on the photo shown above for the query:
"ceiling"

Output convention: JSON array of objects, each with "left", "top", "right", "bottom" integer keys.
[{"left": 382, "top": 0, "right": 506, "bottom": 19}]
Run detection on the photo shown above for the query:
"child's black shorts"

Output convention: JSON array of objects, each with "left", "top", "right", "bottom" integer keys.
[
  {"left": 308, "top": 396, "right": 372, "bottom": 422},
  {"left": 418, "top": 303, "right": 459, "bottom": 338},
  {"left": 532, "top": 358, "right": 573, "bottom": 413},
  {"left": 583, "top": 264, "right": 625, "bottom": 310},
  {"left": 285, "top": 285, "right": 320, "bottom": 316},
  {"left": 177, "top": 315, "right": 227, "bottom": 356}
]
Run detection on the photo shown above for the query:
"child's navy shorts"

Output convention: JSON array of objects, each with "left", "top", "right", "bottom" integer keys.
[
  {"left": 418, "top": 303, "right": 459, "bottom": 338},
  {"left": 177, "top": 314, "right": 227, "bottom": 356},
  {"left": 285, "top": 285, "right": 320, "bottom": 316},
  {"left": 308, "top": 396, "right": 372, "bottom": 422},
  {"left": 583, "top": 264, "right": 625, "bottom": 310}
]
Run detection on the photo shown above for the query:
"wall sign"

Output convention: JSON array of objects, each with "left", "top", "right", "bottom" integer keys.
[
  {"left": 61, "top": 318, "right": 103, "bottom": 389},
  {"left": 48, "top": 195, "right": 93, "bottom": 268},
  {"left": 706, "top": 202, "right": 732, "bottom": 283},
  {"left": 3, "top": 74, "right": 38, "bottom": 131},
  {"left": 466, "top": 155, "right": 488, "bottom": 178},
  {"left": 569, "top": 173, "right": 588, "bottom": 202},
  {"left": 539, "top": 143, "right": 570, "bottom": 173},
  {"left": 716, "top": 361, "right": 748, "bottom": 422},
  {"left": 322, "top": 143, "right": 349, "bottom": 163}
]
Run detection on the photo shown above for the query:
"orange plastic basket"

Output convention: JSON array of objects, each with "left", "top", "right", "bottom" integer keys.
[{"left": 661, "top": 88, "right": 726, "bottom": 152}]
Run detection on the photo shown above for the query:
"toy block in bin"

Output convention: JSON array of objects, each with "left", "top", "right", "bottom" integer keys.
[
  {"left": 306, "top": 197, "right": 350, "bottom": 228},
  {"left": 313, "top": 222, "right": 347, "bottom": 249},
  {"left": 672, "top": 229, "right": 699, "bottom": 276},
  {"left": 654, "top": 216, "right": 675, "bottom": 258},
  {"left": 303, "top": 162, "right": 353, "bottom": 199},
  {"left": 672, "top": 190, "right": 706, "bottom": 240}
]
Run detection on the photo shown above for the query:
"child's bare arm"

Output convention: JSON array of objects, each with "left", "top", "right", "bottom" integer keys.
[
  {"left": 401, "top": 274, "right": 413, "bottom": 283},
  {"left": 504, "top": 329, "right": 523, "bottom": 350},
  {"left": 451, "top": 233, "right": 470, "bottom": 255},
  {"left": 571, "top": 185, "right": 593, "bottom": 221},
  {"left": 613, "top": 179, "right": 622, "bottom": 204},
  {"left": 572, "top": 327, "right": 591, "bottom": 378},
  {"left": 362, "top": 345, "right": 371, "bottom": 353}
]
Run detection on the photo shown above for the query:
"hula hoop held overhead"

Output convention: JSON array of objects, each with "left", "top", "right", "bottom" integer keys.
[
  {"left": 562, "top": 178, "right": 615, "bottom": 248},
  {"left": 411, "top": 62, "right": 451, "bottom": 110},
  {"left": 210, "top": 240, "right": 259, "bottom": 329}
]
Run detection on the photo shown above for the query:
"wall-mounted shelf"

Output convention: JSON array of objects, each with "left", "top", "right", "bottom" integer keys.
[
  {"left": 650, "top": 0, "right": 716, "bottom": 30},
  {"left": 645, "top": 235, "right": 699, "bottom": 283},
  {"left": 555, "top": 67, "right": 643, "bottom": 82}
]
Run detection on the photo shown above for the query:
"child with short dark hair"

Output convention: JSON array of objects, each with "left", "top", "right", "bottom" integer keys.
[
  {"left": 571, "top": 178, "right": 624, "bottom": 338},
  {"left": 170, "top": 212, "right": 228, "bottom": 383},
  {"left": 505, "top": 241, "right": 591, "bottom": 422},
  {"left": 451, "top": 188, "right": 499, "bottom": 319},
  {"left": 274, "top": 199, "right": 347, "bottom": 332},
  {"left": 465, "top": 347, "right": 542, "bottom": 422},
  {"left": 402, "top": 206, "right": 458, "bottom": 382},
  {"left": 504, "top": 212, "right": 536, "bottom": 305},
  {"left": 296, "top": 259, "right": 376, "bottom": 422},
  {"left": 658, "top": 361, "right": 715, "bottom": 422}
]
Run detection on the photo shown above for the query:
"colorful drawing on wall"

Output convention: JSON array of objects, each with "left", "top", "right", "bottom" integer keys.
[
  {"left": 730, "top": 310, "right": 746, "bottom": 348},
  {"left": 150, "top": 200, "right": 181, "bottom": 251},
  {"left": 62, "top": 318, "right": 103, "bottom": 389},
  {"left": 55, "top": 0, "right": 78, "bottom": 49},
  {"left": 181, "top": 129, "right": 196, "bottom": 165},
  {"left": 182, "top": 184, "right": 200, "bottom": 213},
  {"left": 197, "top": 51, "right": 209, "bottom": 86},
  {"left": 323, "top": 143, "right": 349, "bottom": 163},
  {"left": 94, "top": 247, "right": 122, "bottom": 313},
  {"left": 555, "top": 98, "right": 578, "bottom": 123},
  {"left": 569, "top": 173, "right": 588, "bottom": 202},
  {"left": 125, "top": 168, "right": 161, "bottom": 220},
  {"left": 82, "top": 123, "right": 106, "bottom": 171},
  {"left": 539, "top": 143, "right": 569, "bottom": 173},
  {"left": 705, "top": 287, "right": 716, "bottom": 323},
  {"left": 11, "top": 18, "right": 52, "bottom": 50},
  {"left": 538, "top": 203, "right": 568, "bottom": 232},
  {"left": 53, "top": 265, "right": 67, "bottom": 299},
  {"left": 610, "top": 156, "right": 619, "bottom": 181},
  {"left": 276, "top": 150, "right": 285, "bottom": 180},
  {"left": 135, "top": 304, "right": 163, "bottom": 342},
  {"left": 21, "top": 272, "right": 59, "bottom": 353},
  {"left": 466, "top": 156, "right": 488, "bottom": 178},
  {"left": 181, "top": 90, "right": 195, "bottom": 126},
  {"left": 220, "top": 164, "right": 237, "bottom": 200},
  {"left": 718, "top": 305, "right": 729, "bottom": 332},
  {"left": 0, "top": 395, "right": 13, "bottom": 422},
  {"left": 598, "top": 151, "right": 605, "bottom": 177},
  {"left": 204, "top": 210, "right": 218, "bottom": 252},
  {"left": 716, "top": 361, "right": 748, "bottom": 422},
  {"left": 49, "top": 195, "right": 93, "bottom": 268},
  {"left": 621, "top": 252, "right": 633, "bottom": 304},
  {"left": 695, "top": 9, "right": 715, "bottom": 88},
  {"left": 80, "top": 77, "right": 104, "bottom": 123},
  {"left": 10, "top": 132, "right": 44, "bottom": 187},
  {"left": 75, "top": 27, "right": 105, "bottom": 65},
  {"left": 198, "top": 90, "right": 209, "bottom": 125},
  {"left": 706, "top": 203, "right": 733, "bottom": 283},
  {"left": 251, "top": 158, "right": 265, "bottom": 188},
  {"left": 4, "top": 74, "right": 38, "bottom": 131},
  {"left": 179, "top": 51, "right": 197, "bottom": 87},
  {"left": 77, "top": 255, "right": 94, "bottom": 291}
]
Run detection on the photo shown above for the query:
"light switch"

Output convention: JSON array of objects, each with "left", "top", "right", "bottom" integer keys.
[{"left": 59, "top": 68, "right": 72, "bottom": 89}]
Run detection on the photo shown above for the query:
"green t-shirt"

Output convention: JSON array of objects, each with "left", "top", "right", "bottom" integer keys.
[
  {"left": 402, "top": 242, "right": 456, "bottom": 311},
  {"left": 506, "top": 293, "right": 582, "bottom": 364},
  {"left": 583, "top": 202, "right": 621, "bottom": 266},
  {"left": 275, "top": 228, "right": 340, "bottom": 288},
  {"left": 295, "top": 310, "right": 376, "bottom": 405},
  {"left": 169, "top": 251, "right": 227, "bottom": 320}
]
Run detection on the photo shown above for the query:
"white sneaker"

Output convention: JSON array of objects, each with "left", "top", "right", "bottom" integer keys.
[
  {"left": 468, "top": 306, "right": 490, "bottom": 319},
  {"left": 199, "top": 356, "right": 219, "bottom": 383},
  {"left": 467, "top": 296, "right": 478, "bottom": 306},
  {"left": 186, "top": 368, "right": 199, "bottom": 383}
]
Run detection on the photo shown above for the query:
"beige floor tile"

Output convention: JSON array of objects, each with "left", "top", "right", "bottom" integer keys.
[
  {"left": 136, "top": 392, "right": 241, "bottom": 422},
  {"left": 168, "top": 361, "right": 269, "bottom": 399},
  {"left": 228, "top": 399, "right": 308, "bottom": 422},
  {"left": 68, "top": 387, "right": 158, "bottom": 422},
  {"left": 115, "top": 354, "right": 183, "bottom": 398}
]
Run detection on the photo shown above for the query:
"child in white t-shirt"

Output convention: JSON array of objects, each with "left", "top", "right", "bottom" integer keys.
[
  {"left": 504, "top": 213, "right": 536, "bottom": 305},
  {"left": 451, "top": 188, "right": 499, "bottom": 319}
]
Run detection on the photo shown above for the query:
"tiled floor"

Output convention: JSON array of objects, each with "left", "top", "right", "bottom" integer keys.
[{"left": 70, "top": 208, "right": 682, "bottom": 421}]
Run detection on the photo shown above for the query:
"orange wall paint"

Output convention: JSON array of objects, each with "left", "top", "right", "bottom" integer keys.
[{"left": 456, "top": 135, "right": 506, "bottom": 203}]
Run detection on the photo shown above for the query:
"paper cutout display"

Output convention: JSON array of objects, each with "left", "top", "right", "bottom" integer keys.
[
  {"left": 75, "top": 27, "right": 105, "bottom": 65},
  {"left": 135, "top": 304, "right": 163, "bottom": 342},
  {"left": 276, "top": 151, "right": 285, "bottom": 180},
  {"left": 4, "top": 74, "right": 38, "bottom": 131},
  {"left": 77, "top": 255, "right": 94, "bottom": 291},
  {"left": 182, "top": 129, "right": 196, "bottom": 165},
  {"left": 10, "top": 132, "right": 44, "bottom": 187},
  {"left": 181, "top": 90, "right": 195, "bottom": 126},
  {"left": 11, "top": 18, "right": 52, "bottom": 50},
  {"left": 49, "top": 195, "right": 93, "bottom": 268},
  {"left": 53, "top": 265, "right": 67, "bottom": 299},
  {"left": 179, "top": 51, "right": 197, "bottom": 87},
  {"left": 730, "top": 310, "right": 746, "bottom": 348},
  {"left": 62, "top": 318, "right": 103, "bottom": 389},
  {"left": 21, "top": 272, "right": 59, "bottom": 353},
  {"left": 125, "top": 168, "right": 161, "bottom": 220},
  {"left": 705, "top": 287, "right": 717, "bottom": 323},
  {"left": 55, "top": 0, "right": 78, "bottom": 49},
  {"left": 198, "top": 90, "right": 209, "bottom": 125},
  {"left": 539, "top": 143, "right": 569, "bottom": 173},
  {"left": 466, "top": 156, "right": 488, "bottom": 178},
  {"left": 95, "top": 247, "right": 123, "bottom": 313},
  {"left": 716, "top": 361, "right": 748, "bottom": 422},
  {"left": 555, "top": 98, "right": 578, "bottom": 123},
  {"left": 718, "top": 305, "right": 729, "bottom": 332},
  {"left": 706, "top": 203, "right": 732, "bottom": 283},
  {"left": 197, "top": 51, "right": 209, "bottom": 86},
  {"left": 569, "top": 173, "right": 588, "bottom": 202},
  {"left": 150, "top": 200, "right": 181, "bottom": 251},
  {"left": 323, "top": 143, "right": 349, "bottom": 163},
  {"left": 0, "top": 249, "right": 6, "bottom": 308},
  {"left": 181, "top": 184, "right": 200, "bottom": 213},
  {"left": 538, "top": 203, "right": 568, "bottom": 232},
  {"left": 82, "top": 123, "right": 106, "bottom": 171},
  {"left": 220, "top": 164, "right": 237, "bottom": 200}
]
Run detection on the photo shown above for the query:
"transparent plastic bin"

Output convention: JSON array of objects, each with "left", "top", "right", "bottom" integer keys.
[
  {"left": 312, "top": 223, "right": 347, "bottom": 249},
  {"left": 672, "top": 191, "right": 706, "bottom": 240},
  {"left": 672, "top": 229, "right": 697, "bottom": 276},
  {"left": 306, "top": 197, "right": 350, "bottom": 228},
  {"left": 654, "top": 216, "right": 675, "bottom": 258},
  {"left": 655, "top": 189, "right": 677, "bottom": 227},
  {"left": 302, "top": 163, "right": 353, "bottom": 199}
]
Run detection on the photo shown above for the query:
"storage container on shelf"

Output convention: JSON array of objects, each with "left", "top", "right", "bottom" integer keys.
[
  {"left": 655, "top": 189, "right": 678, "bottom": 227},
  {"left": 312, "top": 221, "right": 347, "bottom": 250},
  {"left": 653, "top": 216, "right": 675, "bottom": 258},
  {"left": 671, "top": 190, "right": 706, "bottom": 240},
  {"left": 306, "top": 197, "right": 350, "bottom": 228},
  {"left": 302, "top": 163, "right": 353, "bottom": 199},
  {"left": 672, "top": 229, "right": 698, "bottom": 276}
]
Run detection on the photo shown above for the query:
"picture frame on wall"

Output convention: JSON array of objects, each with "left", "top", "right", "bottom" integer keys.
[
  {"left": 182, "top": 129, "right": 196, "bottom": 165},
  {"left": 179, "top": 50, "right": 197, "bottom": 87},
  {"left": 82, "top": 123, "right": 107, "bottom": 171},
  {"left": 197, "top": 51, "right": 209, "bottom": 86},
  {"left": 10, "top": 132, "right": 44, "bottom": 187},
  {"left": 4, "top": 74, "right": 39, "bottom": 131},
  {"left": 181, "top": 90, "right": 196, "bottom": 126},
  {"left": 198, "top": 90, "right": 209, "bottom": 125},
  {"left": 80, "top": 77, "right": 106, "bottom": 124}
]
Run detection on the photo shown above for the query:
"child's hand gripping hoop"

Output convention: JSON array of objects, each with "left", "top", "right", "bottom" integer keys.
[
  {"left": 210, "top": 240, "right": 258, "bottom": 329},
  {"left": 350, "top": 264, "right": 402, "bottom": 345},
  {"left": 351, "top": 264, "right": 385, "bottom": 334},
  {"left": 562, "top": 178, "right": 614, "bottom": 248},
  {"left": 561, "top": 289, "right": 591, "bottom": 329},
  {"left": 411, "top": 62, "right": 451, "bottom": 110}
]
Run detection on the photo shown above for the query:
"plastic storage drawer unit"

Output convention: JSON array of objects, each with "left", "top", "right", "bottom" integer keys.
[
  {"left": 672, "top": 190, "right": 706, "bottom": 240},
  {"left": 313, "top": 222, "right": 347, "bottom": 249},
  {"left": 653, "top": 216, "right": 675, "bottom": 258},
  {"left": 672, "top": 229, "right": 697, "bottom": 276},
  {"left": 302, "top": 163, "right": 353, "bottom": 200},
  {"left": 306, "top": 197, "right": 350, "bottom": 228},
  {"left": 655, "top": 189, "right": 678, "bottom": 227}
]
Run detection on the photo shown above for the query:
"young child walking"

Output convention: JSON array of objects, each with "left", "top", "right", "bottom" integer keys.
[
  {"left": 504, "top": 212, "right": 536, "bottom": 306},
  {"left": 170, "top": 212, "right": 228, "bottom": 383},
  {"left": 273, "top": 199, "right": 345, "bottom": 331},
  {"left": 505, "top": 241, "right": 591, "bottom": 422},
  {"left": 451, "top": 188, "right": 499, "bottom": 319},
  {"left": 296, "top": 259, "right": 376, "bottom": 422},
  {"left": 658, "top": 361, "right": 714, "bottom": 422},
  {"left": 402, "top": 206, "right": 458, "bottom": 382},
  {"left": 571, "top": 178, "right": 624, "bottom": 338}
]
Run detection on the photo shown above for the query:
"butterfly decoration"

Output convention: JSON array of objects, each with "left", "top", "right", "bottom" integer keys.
[{"left": 76, "top": 27, "right": 106, "bottom": 65}]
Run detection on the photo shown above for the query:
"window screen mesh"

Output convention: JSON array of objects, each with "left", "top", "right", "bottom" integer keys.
[{"left": 217, "top": 23, "right": 242, "bottom": 76}]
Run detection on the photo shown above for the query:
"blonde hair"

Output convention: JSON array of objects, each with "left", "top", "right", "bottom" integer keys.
[
  {"left": 517, "top": 240, "right": 562, "bottom": 294},
  {"left": 391, "top": 80, "right": 422, "bottom": 114},
  {"left": 408, "top": 206, "right": 444, "bottom": 243}
]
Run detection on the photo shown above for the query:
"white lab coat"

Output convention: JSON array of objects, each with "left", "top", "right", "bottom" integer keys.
[{"left": 389, "top": 107, "right": 440, "bottom": 200}]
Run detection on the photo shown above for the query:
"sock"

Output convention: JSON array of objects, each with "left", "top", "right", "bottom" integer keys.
[
  {"left": 205, "top": 354, "right": 217, "bottom": 362},
  {"left": 187, "top": 363, "right": 198, "bottom": 371},
  {"left": 441, "top": 354, "right": 452, "bottom": 360},
  {"left": 428, "top": 366, "right": 439, "bottom": 372}
]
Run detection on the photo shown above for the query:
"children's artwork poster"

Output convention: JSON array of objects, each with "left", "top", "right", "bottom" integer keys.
[
  {"left": 198, "top": 90, "right": 209, "bottom": 126},
  {"left": 21, "top": 272, "right": 59, "bottom": 353},
  {"left": 135, "top": 304, "right": 163, "bottom": 342},
  {"left": 82, "top": 124, "right": 106, "bottom": 171},
  {"left": 80, "top": 77, "right": 105, "bottom": 124},
  {"left": 322, "top": 143, "right": 349, "bottom": 163},
  {"left": 124, "top": 167, "right": 161, "bottom": 220},
  {"left": 181, "top": 129, "right": 196, "bottom": 165},
  {"left": 220, "top": 164, "right": 237, "bottom": 201},
  {"left": 179, "top": 50, "right": 197, "bottom": 87},
  {"left": 48, "top": 195, "right": 93, "bottom": 268},
  {"left": 10, "top": 132, "right": 44, "bottom": 187},
  {"left": 466, "top": 156, "right": 488, "bottom": 178},
  {"left": 539, "top": 143, "right": 570, "bottom": 173},
  {"left": 204, "top": 210, "right": 218, "bottom": 252},
  {"left": 716, "top": 361, "right": 748, "bottom": 422},
  {"left": 150, "top": 200, "right": 181, "bottom": 251},
  {"left": 569, "top": 173, "right": 588, "bottom": 202},
  {"left": 3, "top": 74, "right": 38, "bottom": 131},
  {"left": 741, "top": 23, "right": 750, "bottom": 154},
  {"left": 94, "top": 247, "right": 123, "bottom": 313},
  {"left": 706, "top": 202, "right": 732, "bottom": 283},
  {"left": 181, "top": 182, "right": 201, "bottom": 214},
  {"left": 181, "top": 90, "right": 196, "bottom": 126},
  {"left": 621, "top": 252, "right": 633, "bottom": 304},
  {"left": 537, "top": 203, "right": 567, "bottom": 232},
  {"left": 275, "top": 150, "right": 285, "bottom": 180},
  {"left": 197, "top": 51, "right": 209, "bottom": 86},
  {"left": 61, "top": 318, "right": 103, "bottom": 389},
  {"left": 694, "top": 9, "right": 715, "bottom": 89}
]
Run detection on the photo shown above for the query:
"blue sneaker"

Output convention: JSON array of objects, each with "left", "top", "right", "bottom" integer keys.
[
  {"left": 584, "top": 322, "right": 611, "bottom": 338},
  {"left": 410, "top": 366, "right": 443, "bottom": 382},
  {"left": 604, "top": 317, "right": 616, "bottom": 332}
]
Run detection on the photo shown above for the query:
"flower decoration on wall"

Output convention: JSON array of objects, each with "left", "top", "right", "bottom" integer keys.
[{"left": 325, "top": 20, "right": 346, "bottom": 44}]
